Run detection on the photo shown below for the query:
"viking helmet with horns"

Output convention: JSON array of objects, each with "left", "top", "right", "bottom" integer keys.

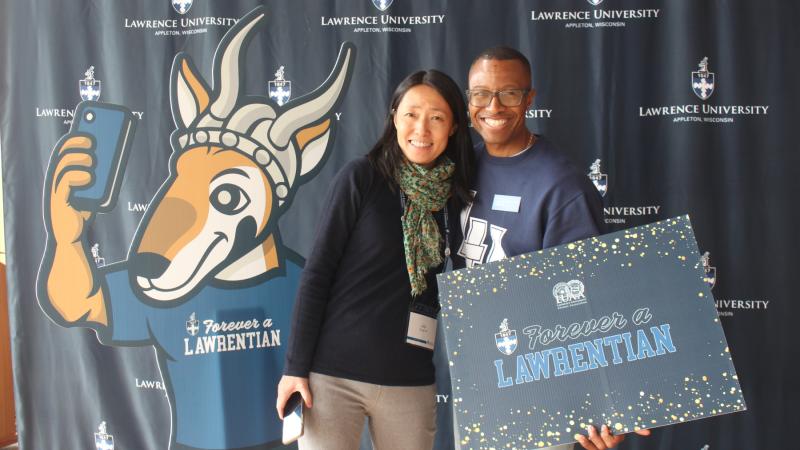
[{"left": 169, "top": 7, "right": 355, "bottom": 208}]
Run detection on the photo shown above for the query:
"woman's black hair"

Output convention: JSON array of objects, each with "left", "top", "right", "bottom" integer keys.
[{"left": 367, "top": 69, "right": 475, "bottom": 209}]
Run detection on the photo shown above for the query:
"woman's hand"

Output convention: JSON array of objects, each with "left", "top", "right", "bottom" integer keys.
[
  {"left": 276, "top": 375, "right": 313, "bottom": 419},
  {"left": 575, "top": 425, "right": 651, "bottom": 450}
]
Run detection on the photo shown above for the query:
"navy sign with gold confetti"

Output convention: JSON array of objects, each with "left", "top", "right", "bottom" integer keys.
[{"left": 437, "top": 216, "right": 745, "bottom": 449}]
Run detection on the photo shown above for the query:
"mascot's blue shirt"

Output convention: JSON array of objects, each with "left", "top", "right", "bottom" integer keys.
[{"left": 99, "top": 260, "right": 300, "bottom": 449}]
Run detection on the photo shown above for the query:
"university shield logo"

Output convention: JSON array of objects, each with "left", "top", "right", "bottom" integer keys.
[
  {"left": 692, "top": 57, "right": 715, "bottom": 100},
  {"left": 172, "top": 0, "right": 193, "bottom": 15},
  {"left": 588, "top": 159, "right": 608, "bottom": 197},
  {"left": 372, "top": 0, "right": 394, "bottom": 12},
  {"left": 587, "top": 0, "right": 604, "bottom": 5},
  {"left": 94, "top": 422, "right": 114, "bottom": 450},
  {"left": 701, "top": 251, "right": 717, "bottom": 289},
  {"left": 494, "top": 319, "right": 518, "bottom": 355},
  {"left": 268, "top": 66, "right": 292, "bottom": 106},
  {"left": 91, "top": 243, "right": 105, "bottom": 267},
  {"left": 79, "top": 66, "right": 101, "bottom": 101},
  {"left": 186, "top": 312, "right": 199, "bottom": 336}
]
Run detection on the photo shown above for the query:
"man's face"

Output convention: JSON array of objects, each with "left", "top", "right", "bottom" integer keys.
[{"left": 468, "top": 59, "right": 535, "bottom": 154}]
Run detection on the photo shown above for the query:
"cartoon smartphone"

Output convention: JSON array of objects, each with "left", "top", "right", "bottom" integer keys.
[
  {"left": 282, "top": 391, "right": 304, "bottom": 445},
  {"left": 69, "top": 101, "right": 136, "bottom": 212}
]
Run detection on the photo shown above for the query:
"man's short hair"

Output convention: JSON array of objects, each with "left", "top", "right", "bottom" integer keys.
[{"left": 471, "top": 46, "right": 532, "bottom": 84}]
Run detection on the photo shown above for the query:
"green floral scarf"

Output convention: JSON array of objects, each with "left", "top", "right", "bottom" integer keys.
[{"left": 396, "top": 157, "right": 455, "bottom": 296}]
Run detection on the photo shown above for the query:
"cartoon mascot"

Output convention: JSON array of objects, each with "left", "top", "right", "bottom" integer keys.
[{"left": 37, "top": 7, "right": 355, "bottom": 449}]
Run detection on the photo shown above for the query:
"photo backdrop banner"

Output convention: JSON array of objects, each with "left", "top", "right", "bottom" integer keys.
[{"left": 1, "top": 1, "right": 797, "bottom": 449}]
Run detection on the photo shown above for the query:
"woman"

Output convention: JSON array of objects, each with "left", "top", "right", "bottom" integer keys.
[{"left": 276, "top": 70, "right": 474, "bottom": 450}]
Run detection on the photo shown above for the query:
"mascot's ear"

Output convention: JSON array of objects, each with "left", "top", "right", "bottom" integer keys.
[
  {"left": 296, "top": 119, "right": 331, "bottom": 177},
  {"left": 270, "top": 43, "right": 356, "bottom": 179},
  {"left": 170, "top": 54, "right": 210, "bottom": 128}
]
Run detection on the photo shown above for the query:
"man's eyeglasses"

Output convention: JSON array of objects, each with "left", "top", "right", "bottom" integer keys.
[{"left": 465, "top": 89, "right": 529, "bottom": 107}]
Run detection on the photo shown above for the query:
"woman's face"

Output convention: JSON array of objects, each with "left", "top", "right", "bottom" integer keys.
[{"left": 393, "top": 84, "right": 456, "bottom": 168}]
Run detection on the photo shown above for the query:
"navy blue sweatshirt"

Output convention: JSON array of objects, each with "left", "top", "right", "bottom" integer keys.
[{"left": 458, "top": 137, "right": 604, "bottom": 266}]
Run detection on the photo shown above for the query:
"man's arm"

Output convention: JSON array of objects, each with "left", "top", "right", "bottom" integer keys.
[{"left": 543, "top": 191, "right": 604, "bottom": 248}]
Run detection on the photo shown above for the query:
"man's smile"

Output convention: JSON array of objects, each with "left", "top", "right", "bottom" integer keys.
[{"left": 480, "top": 116, "right": 511, "bottom": 129}]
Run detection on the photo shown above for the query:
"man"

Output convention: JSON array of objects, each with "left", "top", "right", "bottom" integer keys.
[{"left": 458, "top": 46, "right": 651, "bottom": 450}]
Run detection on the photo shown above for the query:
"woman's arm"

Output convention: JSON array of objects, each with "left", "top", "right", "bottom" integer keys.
[{"left": 283, "top": 159, "right": 369, "bottom": 377}]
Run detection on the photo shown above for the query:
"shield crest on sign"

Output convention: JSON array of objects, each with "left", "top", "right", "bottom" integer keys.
[
  {"left": 372, "top": 0, "right": 394, "bottom": 12},
  {"left": 79, "top": 79, "right": 101, "bottom": 101},
  {"left": 692, "top": 71, "right": 715, "bottom": 100},
  {"left": 95, "top": 433, "right": 114, "bottom": 450},
  {"left": 703, "top": 266, "right": 717, "bottom": 289},
  {"left": 495, "top": 329, "right": 518, "bottom": 356},
  {"left": 172, "top": 0, "right": 193, "bottom": 15},
  {"left": 186, "top": 313, "right": 199, "bottom": 336},
  {"left": 590, "top": 173, "right": 608, "bottom": 197},
  {"left": 268, "top": 79, "right": 292, "bottom": 107}
]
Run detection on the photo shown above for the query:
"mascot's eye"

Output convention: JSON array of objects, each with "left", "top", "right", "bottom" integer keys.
[{"left": 210, "top": 184, "right": 251, "bottom": 215}]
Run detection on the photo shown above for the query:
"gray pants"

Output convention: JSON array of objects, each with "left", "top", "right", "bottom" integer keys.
[{"left": 299, "top": 372, "right": 437, "bottom": 450}]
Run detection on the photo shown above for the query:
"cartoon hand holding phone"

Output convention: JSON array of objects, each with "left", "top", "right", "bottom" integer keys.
[
  {"left": 67, "top": 101, "right": 135, "bottom": 210},
  {"left": 47, "top": 101, "right": 135, "bottom": 243}
]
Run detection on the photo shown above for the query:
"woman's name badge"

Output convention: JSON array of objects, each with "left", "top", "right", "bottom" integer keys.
[{"left": 406, "top": 302, "right": 439, "bottom": 351}]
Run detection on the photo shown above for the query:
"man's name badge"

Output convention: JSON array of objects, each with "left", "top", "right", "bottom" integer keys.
[
  {"left": 406, "top": 302, "right": 439, "bottom": 350},
  {"left": 491, "top": 194, "right": 521, "bottom": 213}
]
